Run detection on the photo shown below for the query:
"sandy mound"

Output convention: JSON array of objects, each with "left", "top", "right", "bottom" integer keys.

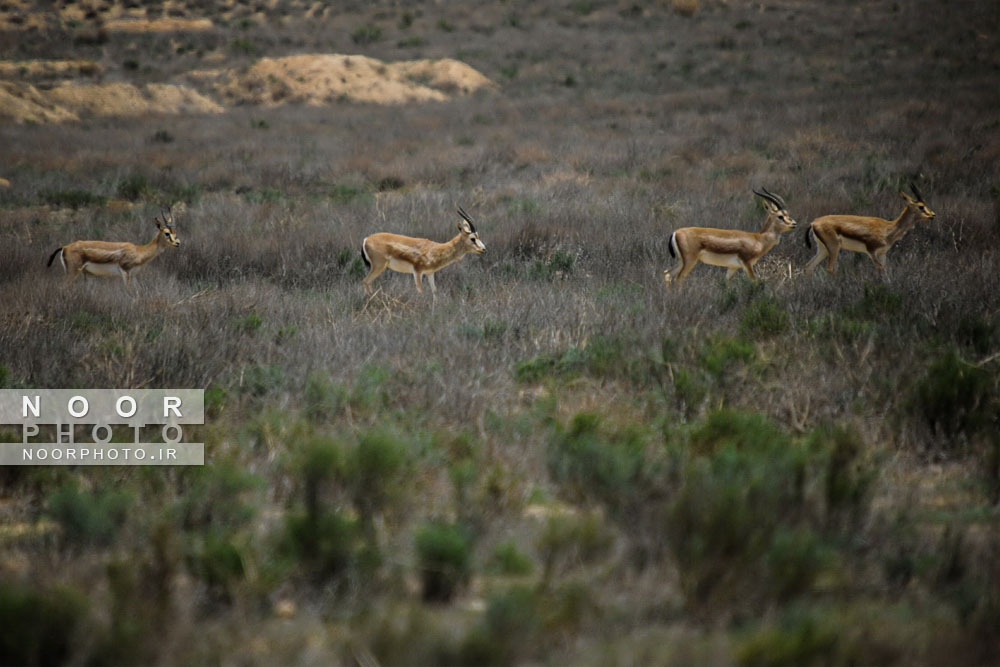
[
  {"left": 0, "top": 53, "right": 492, "bottom": 123},
  {"left": 208, "top": 54, "right": 496, "bottom": 107},
  {"left": 0, "top": 81, "right": 223, "bottom": 124},
  {"left": 0, "top": 83, "right": 79, "bottom": 124},
  {"left": 0, "top": 60, "right": 103, "bottom": 79},
  {"left": 46, "top": 82, "right": 224, "bottom": 117},
  {"left": 104, "top": 18, "right": 214, "bottom": 33}
]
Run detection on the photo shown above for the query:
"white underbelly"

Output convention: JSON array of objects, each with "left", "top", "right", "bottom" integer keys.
[
  {"left": 82, "top": 262, "right": 124, "bottom": 277},
  {"left": 387, "top": 257, "right": 416, "bottom": 274},
  {"left": 698, "top": 251, "right": 743, "bottom": 269},
  {"left": 837, "top": 237, "right": 869, "bottom": 253}
]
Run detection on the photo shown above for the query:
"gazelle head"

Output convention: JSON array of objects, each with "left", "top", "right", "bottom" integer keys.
[
  {"left": 457, "top": 206, "right": 486, "bottom": 254},
  {"left": 155, "top": 207, "right": 181, "bottom": 247},
  {"left": 900, "top": 182, "right": 935, "bottom": 220},
  {"left": 753, "top": 187, "right": 797, "bottom": 232}
]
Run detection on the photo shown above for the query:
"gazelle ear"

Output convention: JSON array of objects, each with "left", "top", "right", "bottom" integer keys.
[
  {"left": 458, "top": 219, "right": 473, "bottom": 234},
  {"left": 898, "top": 190, "right": 915, "bottom": 202}
]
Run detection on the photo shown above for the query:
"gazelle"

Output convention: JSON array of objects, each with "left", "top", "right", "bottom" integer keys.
[
  {"left": 361, "top": 207, "right": 486, "bottom": 295},
  {"left": 47, "top": 207, "right": 180, "bottom": 288},
  {"left": 804, "top": 183, "right": 935, "bottom": 277},
  {"left": 663, "top": 188, "right": 797, "bottom": 286}
]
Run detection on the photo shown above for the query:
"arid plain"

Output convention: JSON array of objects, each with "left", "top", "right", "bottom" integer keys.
[{"left": 1, "top": 1, "right": 999, "bottom": 665}]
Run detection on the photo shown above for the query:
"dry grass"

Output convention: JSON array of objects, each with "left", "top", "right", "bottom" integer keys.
[{"left": 1, "top": 1, "right": 999, "bottom": 665}]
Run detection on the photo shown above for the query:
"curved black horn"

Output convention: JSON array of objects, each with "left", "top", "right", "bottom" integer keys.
[
  {"left": 909, "top": 181, "right": 925, "bottom": 203},
  {"left": 457, "top": 206, "right": 476, "bottom": 233},
  {"left": 761, "top": 186, "right": 787, "bottom": 210},
  {"left": 753, "top": 187, "right": 785, "bottom": 211}
]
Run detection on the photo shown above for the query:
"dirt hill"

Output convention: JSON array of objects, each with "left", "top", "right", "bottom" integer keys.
[{"left": 0, "top": 54, "right": 495, "bottom": 123}]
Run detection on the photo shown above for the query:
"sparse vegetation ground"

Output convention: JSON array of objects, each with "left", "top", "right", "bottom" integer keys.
[{"left": 1, "top": 1, "right": 999, "bottom": 665}]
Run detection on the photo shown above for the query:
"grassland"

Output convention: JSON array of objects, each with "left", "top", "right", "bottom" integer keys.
[{"left": 1, "top": 1, "right": 999, "bottom": 665}]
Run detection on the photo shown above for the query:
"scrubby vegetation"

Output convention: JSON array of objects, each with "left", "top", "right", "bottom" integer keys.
[{"left": 1, "top": 0, "right": 999, "bottom": 665}]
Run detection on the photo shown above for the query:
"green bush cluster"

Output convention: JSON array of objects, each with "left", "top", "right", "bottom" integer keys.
[{"left": 415, "top": 520, "right": 473, "bottom": 602}]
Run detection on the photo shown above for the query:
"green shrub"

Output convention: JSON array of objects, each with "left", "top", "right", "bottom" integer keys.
[
  {"left": 346, "top": 428, "right": 411, "bottom": 524},
  {"left": 228, "top": 38, "right": 257, "bottom": 55},
  {"left": 349, "top": 364, "right": 391, "bottom": 413},
  {"left": 529, "top": 250, "right": 575, "bottom": 281},
  {"left": 514, "top": 337, "right": 629, "bottom": 384},
  {"left": 352, "top": 24, "right": 383, "bottom": 44},
  {"left": 243, "top": 187, "right": 283, "bottom": 203},
  {"left": 689, "top": 409, "right": 788, "bottom": 456},
  {"left": 765, "top": 528, "right": 831, "bottom": 602},
  {"left": 303, "top": 372, "right": 347, "bottom": 423},
  {"left": 667, "top": 411, "right": 840, "bottom": 612},
  {"left": 672, "top": 367, "right": 709, "bottom": 418},
  {"left": 278, "top": 435, "right": 369, "bottom": 580},
  {"left": 698, "top": 335, "right": 755, "bottom": 376},
  {"left": 189, "top": 533, "right": 247, "bottom": 592},
  {"left": 737, "top": 609, "right": 839, "bottom": 667},
  {"left": 0, "top": 583, "right": 88, "bottom": 667},
  {"left": 42, "top": 189, "right": 105, "bottom": 209},
  {"left": 537, "top": 510, "right": 614, "bottom": 581},
  {"left": 116, "top": 173, "right": 154, "bottom": 200},
  {"left": 415, "top": 521, "right": 473, "bottom": 602},
  {"left": 956, "top": 314, "right": 997, "bottom": 355},
  {"left": 203, "top": 383, "right": 227, "bottom": 417},
  {"left": 397, "top": 36, "right": 427, "bottom": 48},
  {"left": 546, "top": 412, "right": 646, "bottom": 510},
  {"left": 151, "top": 129, "right": 174, "bottom": 143},
  {"left": 296, "top": 435, "right": 344, "bottom": 514},
  {"left": 741, "top": 296, "right": 789, "bottom": 338},
  {"left": 489, "top": 540, "right": 534, "bottom": 576},
  {"left": 329, "top": 183, "right": 372, "bottom": 205},
  {"left": 283, "top": 508, "right": 361, "bottom": 580},
  {"left": 810, "top": 423, "right": 874, "bottom": 529},
  {"left": 852, "top": 282, "right": 903, "bottom": 320},
  {"left": 460, "top": 585, "right": 540, "bottom": 666},
  {"left": 176, "top": 461, "right": 260, "bottom": 531},
  {"left": 911, "top": 348, "right": 995, "bottom": 441},
  {"left": 807, "top": 313, "right": 874, "bottom": 343},
  {"left": 241, "top": 363, "right": 285, "bottom": 397},
  {"left": 237, "top": 311, "right": 263, "bottom": 334},
  {"left": 47, "top": 482, "right": 131, "bottom": 548}
]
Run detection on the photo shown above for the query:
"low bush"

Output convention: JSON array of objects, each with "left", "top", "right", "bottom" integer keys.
[
  {"left": 489, "top": 539, "right": 534, "bottom": 576},
  {"left": 46, "top": 482, "right": 131, "bottom": 548},
  {"left": 0, "top": 583, "right": 87, "bottom": 667},
  {"left": 910, "top": 348, "right": 996, "bottom": 446},
  {"left": 415, "top": 520, "right": 473, "bottom": 602}
]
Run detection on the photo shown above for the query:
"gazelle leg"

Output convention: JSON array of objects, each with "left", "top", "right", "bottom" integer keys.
[
  {"left": 362, "top": 260, "right": 388, "bottom": 293},
  {"left": 741, "top": 259, "right": 757, "bottom": 281},
  {"left": 426, "top": 273, "right": 436, "bottom": 295},
  {"left": 819, "top": 235, "right": 843, "bottom": 275},
  {"left": 66, "top": 265, "right": 84, "bottom": 285},
  {"left": 674, "top": 259, "right": 697, "bottom": 285},
  {"left": 870, "top": 249, "right": 889, "bottom": 281},
  {"left": 725, "top": 267, "right": 738, "bottom": 282},
  {"left": 804, "top": 240, "right": 829, "bottom": 276},
  {"left": 664, "top": 259, "right": 684, "bottom": 286},
  {"left": 413, "top": 272, "right": 423, "bottom": 293}
]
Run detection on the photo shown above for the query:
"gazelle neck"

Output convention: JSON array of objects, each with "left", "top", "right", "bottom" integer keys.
[
  {"left": 140, "top": 231, "right": 169, "bottom": 261},
  {"left": 887, "top": 205, "right": 920, "bottom": 246},
  {"left": 758, "top": 214, "right": 784, "bottom": 250},
  {"left": 435, "top": 234, "right": 469, "bottom": 265}
]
